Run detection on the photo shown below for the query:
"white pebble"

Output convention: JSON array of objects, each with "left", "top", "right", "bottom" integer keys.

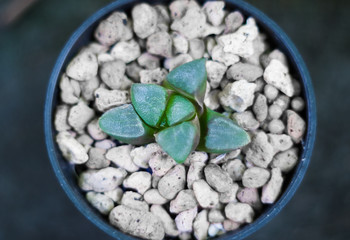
[
  {"left": 66, "top": 51, "right": 98, "bottom": 81},
  {"left": 149, "top": 152, "right": 176, "bottom": 176},
  {"left": 140, "top": 68, "right": 168, "bottom": 85},
  {"left": 271, "top": 148, "right": 299, "bottom": 172},
  {"left": 164, "top": 54, "right": 193, "bottom": 70},
  {"left": 268, "top": 104, "right": 283, "bottom": 119},
  {"left": 263, "top": 59, "right": 295, "bottom": 97},
  {"left": 175, "top": 207, "right": 198, "bottom": 232},
  {"left": 109, "top": 205, "right": 164, "bottom": 240},
  {"left": 103, "top": 187, "right": 123, "bottom": 203},
  {"left": 147, "top": 31, "right": 172, "bottom": 58},
  {"left": 193, "top": 179, "right": 219, "bottom": 208},
  {"left": 224, "top": 11, "right": 244, "bottom": 34},
  {"left": 172, "top": 32, "right": 189, "bottom": 54},
  {"left": 130, "top": 143, "right": 162, "bottom": 169},
  {"left": 111, "top": 40, "right": 141, "bottom": 63},
  {"left": 123, "top": 171, "right": 151, "bottom": 194},
  {"left": 219, "top": 183, "right": 239, "bottom": 204},
  {"left": 86, "top": 192, "right": 114, "bottom": 215},
  {"left": 237, "top": 188, "right": 262, "bottom": 210},
  {"left": 170, "top": 190, "right": 198, "bottom": 214},
  {"left": 225, "top": 202, "right": 254, "bottom": 223},
  {"left": 264, "top": 84, "right": 279, "bottom": 101},
  {"left": 79, "top": 75, "right": 100, "bottom": 101},
  {"left": 94, "top": 12, "right": 132, "bottom": 46},
  {"left": 211, "top": 45, "right": 239, "bottom": 67},
  {"left": 86, "top": 147, "right": 110, "bottom": 169},
  {"left": 286, "top": 110, "right": 306, "bottom": 143},
  {"left": 158, "top": 165, "right": 186, "bottom": 200},
  {"left": 268, "top": 134, "right": 293, "bottom": 155},
  {"left": 189, "top": 38, "right": 205, "bottom": 59},
  {"left": 204, "top": 90, "right": 220, "bottom": 110},
  {"left": 87, "top": 119, "right": 107, "bottom": 140},
  {"left": 204, "top": 164, "right": 234, "bottom": 193},
  {"left": 206, "top": 60, "right": 227, "bottom": 89},
  {"left": 99, "top": 60, "right": 130, "bottom": 90},
  {"left": 222, "top": 159, "right": 246, "bottom": 181},
  {"left": 219, "top": 80, "right": 257, "bottom": 112},
  {"left": 94, "top": 88, "right": 130, "bottom": 112},
  {"left": 171, "top": 7, "right": 206, "bottom": 40},
  {"left": 187, "top": 162, "right": 205, "bottom": 189},
  {"left": 253, "top": 93, "right": 268, "bottom": 122},
  {"left": 232, "top": 111, "right": 260, "bottom": 131},
  {"left": 223, "top": 219, "right": 240, "bottom": 231},
  {"left": 218, "top": 18, "right": 258, "bottom": 58},
  {"left": 121, "top": 191, "right": 149, "bottom": 212},
  {"left": 68, "top": 101, "right": 95, "bottom": 133},
  {"left": 242, "top": 167, "right": 271, "bottom": 188},
  {"left": 203, "top": 1, "right": 225, "bottom": 26},
  {"left": 226, "top": 62, "right": 263, "bottom": 82},
  {"left": 137, "top": 53, "right": 160, "bottom": 70},
  {"left": 291, "top": 97, "right": 305, "bottom": 112},
  {"left": 144, "top": 189, "right": 169, "bottom": 205},
  {"left": 132, "top": 4, "right": 158, "bottom": 39},
  {"left": 151, "top": 205, "right": 179, "bottom": 237},
  {"left": 106, "top": 145, "right": 140, "bottom": 172},
  {"left": 55, "top": 105, "right": 71, "bottom": 132},
  {"left": 261, "top": 168, "right": 284, "bottom": 204},
  {"left": 59, "top": 74, "right": 80, "bottom": 104},
  {"left": 268, "top": 119, "right": 285, "bottom": 134},
  {"left": 79, "top": 167, "right": 127, "bottom": 192},
  {"left": 94, "top": 139, "right": 116, "bottom": 149},
  {"left": 193, "top": 210, "right": 209, "bottom": 240},
  {"left": 56, "top": 131, "right": 88, "bottom": 164}
]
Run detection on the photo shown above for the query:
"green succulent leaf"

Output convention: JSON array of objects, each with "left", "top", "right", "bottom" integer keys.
[
  {"left": 131, "top": 84, "right": 168, "bottom": 127},
  {"left": 166, "top": 94, "right": 196, "bottom": 126},
  {"left": 155, "top": 117, "right": 200, "bottom": 163},
  {"left": 99, "top": 104, "right": 156, "bottom": 145},
  {"left": 164, "top": 58, "right": 207, "bottom": 110},
  {"left": 198, "top": 107, "right": 251, "bottom": 153}
]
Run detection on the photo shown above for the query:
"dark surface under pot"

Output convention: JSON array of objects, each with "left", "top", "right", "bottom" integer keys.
[
  {"left": 44, "top": 0, "right": 316, "bottom": 240},
  {"left": 5, "top": 0, "right": 350, "bottom": 239}
]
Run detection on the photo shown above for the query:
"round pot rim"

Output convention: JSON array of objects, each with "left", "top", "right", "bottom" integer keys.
[{"left": 44, "top": 0, "right": 317, "bottom": 239}]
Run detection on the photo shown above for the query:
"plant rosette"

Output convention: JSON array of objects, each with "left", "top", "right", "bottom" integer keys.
[{"left": 99, "top": 58, "right": 251, "bottom": 163}]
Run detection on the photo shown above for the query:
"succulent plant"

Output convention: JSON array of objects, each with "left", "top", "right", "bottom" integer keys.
[{"left": 99, "top": 58, "right": 250, "bottom": 163}]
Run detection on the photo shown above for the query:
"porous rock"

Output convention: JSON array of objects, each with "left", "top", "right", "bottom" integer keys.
[
  {"left": 109, "top": 205, "right": 164, "bottom": 240},
  {"left": 79, "top": 167, "right": 127, "bottom": 192},
  {"left": 106, "top": 145, "right": 140, "bottom": 172},
  {"left": 158, "top": 165, "right": 186, "bottom": 200}
]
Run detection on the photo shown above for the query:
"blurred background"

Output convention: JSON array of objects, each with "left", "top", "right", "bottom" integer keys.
[{"left": 0, "top": 0, "right": 349, "bottom": 239}]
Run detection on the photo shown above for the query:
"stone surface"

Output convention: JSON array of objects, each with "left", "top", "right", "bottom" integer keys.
[
  {"left": 105, "top": 145, "right": 139, "bottom": 172},
  {"left": 109, "top": 205, "right": 164, "bottom": 240},
  {"left": 123, "top": 171, "right": 151, "bottom": 194},
  {"left": 193, "top": 179, "right": 219, "bottom": 208},
  {"left": 79, "top": 167, "right": 127, "bottom": 192},
  {"left": 158, "top": 165, "right": 186, "bottom": 200},
  {"left": 204, "top": 164, "right": 233, "bottom": 193},
  {"left": 219, "top": 80, "right": 256, "bottom": 112},
  {"left": 242, "top": 167, "right": 271, "bottom": 188},
  {"left": 225, "top": 202, "right": 254, "bottom": 223}
]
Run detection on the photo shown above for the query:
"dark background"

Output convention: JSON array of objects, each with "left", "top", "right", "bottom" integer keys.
[{"left": 1, "top": 0, "right": 349, "bottom": 239}]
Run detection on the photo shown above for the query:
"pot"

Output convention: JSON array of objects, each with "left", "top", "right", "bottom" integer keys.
[{"left": 44, "top": 0, "right": 317, "bottom": 239}]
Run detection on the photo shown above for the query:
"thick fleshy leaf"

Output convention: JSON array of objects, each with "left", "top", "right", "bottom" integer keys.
[
  {"left": 166, "top": 95, "right": 196, "bottom": 126},
  {"left": 155, "top": 118, "right": 200, "bottom": 163},
  {"left": 131, "top": 84, "right": 168, "bottom": 127},
  {"left": 164, "top": 58, "right": 207, "bottom": 109},
  {"left": 99, "top": 104, "right": 155, "bottom": 145},
  {"left": 198, "top": 108, "right": 250, "bottom": 153}
]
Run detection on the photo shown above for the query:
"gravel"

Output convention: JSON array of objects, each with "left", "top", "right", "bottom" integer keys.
[{"left": 54, "top": 1, "right": 308, "bottom": 239}]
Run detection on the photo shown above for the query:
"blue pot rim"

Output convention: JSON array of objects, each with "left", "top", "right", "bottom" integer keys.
[{"left": 44, "top": 0, "right": 317, "bottom": 239}]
